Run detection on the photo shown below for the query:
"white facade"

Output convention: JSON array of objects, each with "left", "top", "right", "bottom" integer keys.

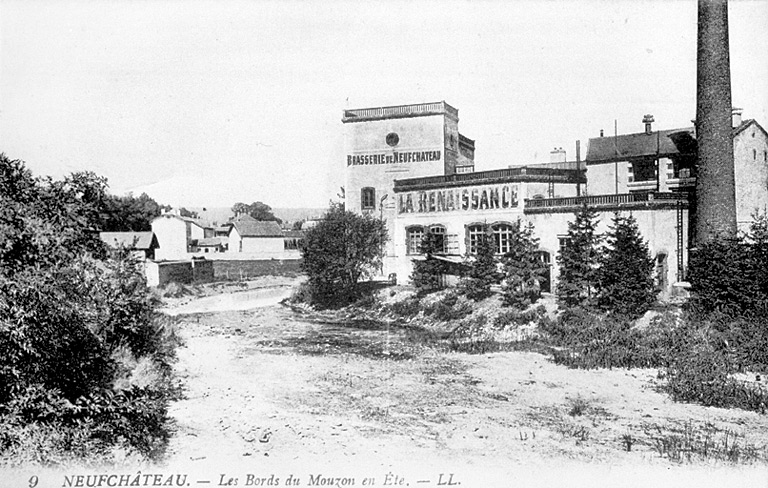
[
  {"left": 151, "top": 214, "right": 205, "bottom": 261},
  {"left": 344, "top": 101, "right": 690, "bottom": 296}
]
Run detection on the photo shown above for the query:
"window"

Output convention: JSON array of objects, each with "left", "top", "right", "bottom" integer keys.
[
  {"left": 406, "top": 226, "right": 424, "bottom": 255},
  {"left": 558, "top": 236, "right": 571, "bottom": 253},
  {"left": 429, "top": 224, "right": 446, "bottom": 254},
  {"left": 631, "top": 157, "right": 656, "bottom": 182},
  {"left": 754, "top": 149, "right": 758, "bottom": 161},
  {"left": 361, "top": 187, "right": 375, "bottom": 210},
  {"left": 491, "top": 223, "right": 514, "bottom": 254},
  {"left": 467, "top": 224, "right": 486, "bottom": 254}
]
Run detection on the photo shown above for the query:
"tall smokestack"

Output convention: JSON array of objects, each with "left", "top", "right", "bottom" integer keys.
[{"left": 695, "top": 0, "right": 737, "bottom": 243}]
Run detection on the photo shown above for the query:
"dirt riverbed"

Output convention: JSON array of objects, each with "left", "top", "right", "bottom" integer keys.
[{"left": 158, "top": 278, "right": 768, "bottom": 487}]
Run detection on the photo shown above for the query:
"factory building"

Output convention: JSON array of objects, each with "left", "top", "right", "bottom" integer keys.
[{"left": 344, "top": 101, "right": 767, "bottom": 295}]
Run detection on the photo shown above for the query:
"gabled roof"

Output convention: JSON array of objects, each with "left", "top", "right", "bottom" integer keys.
[
  {"left": 197, "top": 237, "right": 226, "bottom": 247},
  {"left": 586, "top": 127, "right": 694, "bottom": 164},
  {"left": 231, "top": 220, "right": 283, "bottom": 238},
  {"left": 733, "top": 119, "right": 768, "bottom": 139},
  {"left": 100, "top": 232, "right": 158, "bottom": 250}
]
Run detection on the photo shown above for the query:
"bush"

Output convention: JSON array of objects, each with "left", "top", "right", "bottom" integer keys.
[
  {"left": 422, "top": 293, "right": 472, "bottom": 322},
  {"left": 300, "top": 203, "right": 388, "bottom": 309},
  {"left": 500, "top": 220, "right": 547, "bottom": 309},
  {"left": 458, "top": 228, "right": 499, "bottom": 302},
  {"left": 0, "top": 155, "right": 177, "bottom": 465},
  {"left": 556, "top": 203, "right": 601, "bottom": 309},
  {"left": 411, "top": 230, "right": 448, "bottom": 293},
  {"left": 594, "top": 214, "right": 656, "bottom": 319},
  {"left": 493, "top": 305, "right": 547, "bottom": 328},
  {"left": 383, "top": 296, "right": 422, "bottom": 319}
]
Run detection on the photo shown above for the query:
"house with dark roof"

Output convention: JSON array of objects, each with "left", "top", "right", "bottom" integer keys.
[
  {"left": 99, "top": 231, "right": 159, "bottom": 260},
  {"left": 228, "top": 220, "right": 285, "bottom": 255},
  {"left": 585, "top": 111, "right": 768, "bottom": 229}
]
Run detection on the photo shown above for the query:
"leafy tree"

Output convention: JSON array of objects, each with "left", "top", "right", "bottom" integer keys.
[
  {"left": 179, "top": 207, "right": 199, "bottom": 219},
  {"left": 300, "top": 203, "right": 387, "bottom": 308},
  {"left": 292, "top": 219, "right": 305, "bottom": 231},
  {"left": 459, "top": 225, "right": 499, "bottom": 301},
  {"left": 594, "top": 213, "right": 655, "bottom": 318},
  {"left": 100, "top": 192, "right": 167, "bottom": 231},
  {"left": 500, "top": 219, "right": 547, "bottom": 309},
  {"left": 231, "top": 201, "right": 282, "bottom": 224},
  {"left": 556, "top": 203, "right": 601, "bottom": 309},
  {"left": 410, "top": 229, "right": 447, "bottom": 293},
  {"left": 0, "top": 154, "right": 175, "bottom": 460}
]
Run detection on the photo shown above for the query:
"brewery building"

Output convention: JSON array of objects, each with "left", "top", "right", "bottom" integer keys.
[{"left": 343, "top": 101, "right": 768, "bottom": 295}]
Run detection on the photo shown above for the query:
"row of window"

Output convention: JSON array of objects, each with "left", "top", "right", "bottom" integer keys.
[{"left": 405, "top": 222, "right": 528, "bottom": 255}]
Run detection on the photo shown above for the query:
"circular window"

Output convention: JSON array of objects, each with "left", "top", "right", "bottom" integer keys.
[{"left": 386, "top": 132, "right": 399, "bottom": 147}]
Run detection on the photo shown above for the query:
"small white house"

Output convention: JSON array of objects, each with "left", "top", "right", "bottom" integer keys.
[
  {"left": 151, "top": 213, "right": 207, "bottom": 260},
  {"left": 228, "top": 220, "right": 284, "bottom": 256}
]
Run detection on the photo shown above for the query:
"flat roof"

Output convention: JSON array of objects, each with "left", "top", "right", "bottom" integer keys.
[
  {"left": 342, "top": 101, "right": 458, "bottom": 123},
  {"left": 394, "top": 166, "right": 586, "bottom": 192}
]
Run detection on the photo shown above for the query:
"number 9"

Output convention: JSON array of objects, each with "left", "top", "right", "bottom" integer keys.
[{"left": 29, "top": 476, "right": 39, "bottom": 488}]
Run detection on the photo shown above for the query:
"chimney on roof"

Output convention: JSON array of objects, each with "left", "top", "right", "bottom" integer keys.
[
  {"left": 732, "top": 107, "right": 743, "bottom": 127},
  {"left": 599, "top": 129, "right": 604, "bottom": 137},
  {"left": 550, "top": 147, "right": 566, "bottom": 163},
  {"left": 643, "top": 114, "right": 655, "bottom": 135},
  {"left": 576, "top": 140, "right": 581, "bottom": 162}
]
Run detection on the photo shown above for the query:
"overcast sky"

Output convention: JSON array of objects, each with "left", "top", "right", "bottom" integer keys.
[{"left": 1, "top": 0, "right": 766, "bottom": 208}]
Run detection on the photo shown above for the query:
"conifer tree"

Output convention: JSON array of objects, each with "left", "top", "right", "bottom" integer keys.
[
  {"left": 411, "top": 229, "right": 447, "bottom": 293},
  {"left": 595, "top": 213, "right": 655, "bottom": 317},
  {"left": 556, "top": 203, "right": 601, "bottom": 309},
  {"left": 501, "top": 219, "right": 547, "bottom": 309},
  {"left": 459, "top": 225, "right": 499, "bottom": 301}
]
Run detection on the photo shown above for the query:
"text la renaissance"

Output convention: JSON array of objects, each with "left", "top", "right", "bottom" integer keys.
[{"left": 398, "top": 184, "right": 519, "bottom": 214}]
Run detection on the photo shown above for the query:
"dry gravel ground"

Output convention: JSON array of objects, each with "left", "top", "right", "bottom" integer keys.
[{"left": 158, "top": 281, "right": 768, "bottom": 488}]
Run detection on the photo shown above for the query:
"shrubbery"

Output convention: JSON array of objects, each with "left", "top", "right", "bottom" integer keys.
[
  {"left": 0, "top": 155, "right": 178, "bottom": 465},
  {"left": 500, "top": 220, "right": 547, "bottom": 309},
  {"left": 458, "top": 226, "right": 499, "bottom": 301},
  {"left": 299, "top": 203, "right": 388, "bottom": 309}
]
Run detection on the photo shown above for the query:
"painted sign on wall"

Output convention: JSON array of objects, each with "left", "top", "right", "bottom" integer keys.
[
  {"left": 397, "top": 184, "right": 519, "bottom": 214},
  {"left": 347, "top": 150, "right": 442, "bottom": 166}
]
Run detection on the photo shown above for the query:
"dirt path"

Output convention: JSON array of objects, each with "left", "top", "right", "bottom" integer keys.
[{"left": 159, "top": 291, "right": 768, "bottom": 487}]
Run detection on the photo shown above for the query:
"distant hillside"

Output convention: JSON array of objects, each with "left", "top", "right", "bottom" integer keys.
[{"left": 186, "top": 207, "right": 327, "bottom": 226}]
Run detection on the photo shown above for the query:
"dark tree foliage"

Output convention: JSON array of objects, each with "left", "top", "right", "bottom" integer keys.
[
  {"left": 178, "top": 207, "right": 199, "bottom": 219},
  {"left": 500, "top": 219, "right": 547, "bottom": 309},
  {"left": 556, "top": 203, "right": 601, "bottom": 309},
  {"left": 231, "top": 201, "right": 282, "bottom": 224},
  {"left": 594, "top": 213, "right": 655, "bottom": 318},
  {"left": 410, "top": 229, "right": 447, "bottom": 293},
  {"left": 300, "top": 203, "right": 387, "bottom": 308},
  {"left": 100, "top": 192, "right": 167, "bottom": 232},
  {"left": 459, "top": 225, "right": 499, "bottom": 302},
  {"left": 0, "top": 154, "right": 174, "bottom": 460}
]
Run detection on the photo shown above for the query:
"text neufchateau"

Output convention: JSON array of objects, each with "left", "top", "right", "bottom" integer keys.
[
  {"left": 398, "top": 184, "right": 520, "bottom": 214},
  {"left": 347, "top": 150, "right": 442, "bottom": 166}
]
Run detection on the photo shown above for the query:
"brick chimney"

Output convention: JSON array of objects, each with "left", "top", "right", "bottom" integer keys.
[
  {"left": 550, "top": 147, "right": 566, "bottom": 163},
  {"left": 695, "top": 0, "right": 737, "bottom": 243},
  {"left": 643, "top": 114, "right": 655, "bottom": 135},
  {"left": 732, "top": 107, "right": 743, "bottom": 128}
]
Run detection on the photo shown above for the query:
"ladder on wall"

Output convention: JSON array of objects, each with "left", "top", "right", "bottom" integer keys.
[{"left": 676, "top": 200, "right": 685, "bottom": 281}]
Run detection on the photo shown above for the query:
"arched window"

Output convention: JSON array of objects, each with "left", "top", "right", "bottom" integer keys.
[
  {"left": 467, "top": 224, "right": 486, "bottom": 254},
  {"left": 491, "top": 223, "right": 514, "bottom": 254},
  {"left": 406, "top": 226, "right": 424, "bottom": 255},
  {"left": 429, "top": 224, "right": 447, "bottom": 254},
  {"left": 361, "top": 187, "right": 375, "bottom": 210}
]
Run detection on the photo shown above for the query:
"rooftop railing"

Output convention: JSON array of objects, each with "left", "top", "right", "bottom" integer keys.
[
  {"left": 524, "top": 192, "right": 688, "bottom": 212},
  {"left": 343, "top": 101, "right": 457, "bottom": 122},
  {"left": 394, "top": 166, "right": 586, "bottom": 190}
]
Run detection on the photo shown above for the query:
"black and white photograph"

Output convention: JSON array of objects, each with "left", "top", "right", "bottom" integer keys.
[{"left": 1, "top": 1, "right": 767, "bottom": 487}]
